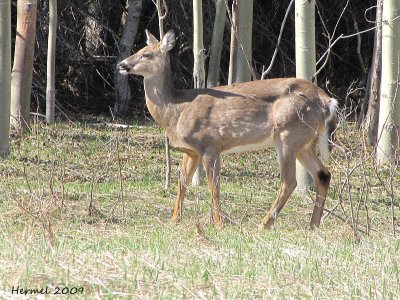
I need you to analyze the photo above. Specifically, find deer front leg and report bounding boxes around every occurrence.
[171,153,200,223]
[202,148,223,229]
[258,145,297,231]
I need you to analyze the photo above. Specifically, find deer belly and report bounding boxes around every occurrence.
[222,137,274,154]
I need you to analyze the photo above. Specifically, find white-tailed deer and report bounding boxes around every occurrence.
[117,30,337,230]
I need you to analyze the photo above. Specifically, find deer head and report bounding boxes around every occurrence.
[117,30,176,78]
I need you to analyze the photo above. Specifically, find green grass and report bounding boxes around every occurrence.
[0,118,399,299]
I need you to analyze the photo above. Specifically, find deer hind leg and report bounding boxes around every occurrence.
[258,143,297,230]
[202,148,223,229]
[297,145,331,229]
[171,153,201,223]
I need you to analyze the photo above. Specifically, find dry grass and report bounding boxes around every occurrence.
[0,117,399,299]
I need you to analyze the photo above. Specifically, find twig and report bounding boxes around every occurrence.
[88,173,97,217]
[61,156,66,214]
[261,0,294,79]
[155,0,168,38]
[322,206,370,235]
[154,0,172,190]
[113,110,125,219]
[352,13,367,75]
[165,134,171,190]
[313,0,349,80]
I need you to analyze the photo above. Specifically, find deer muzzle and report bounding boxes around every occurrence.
[117,61,132,75]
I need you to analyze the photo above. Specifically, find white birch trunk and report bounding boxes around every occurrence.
[10,0,38,131]
[234,0,253,83]
[192,0,205,186]
[0,0,11,156]
[228,0,238,85]
[359,0,382,146]
[46,0,57,124]
[376,0,400,164]
[295,0,315,191]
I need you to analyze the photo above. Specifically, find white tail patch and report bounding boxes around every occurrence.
[319,98,338,162]
[325,98,338,125]
[319,127,330,162]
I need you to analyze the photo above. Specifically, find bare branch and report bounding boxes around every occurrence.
[261,0,294,79]
[155,0,168,38]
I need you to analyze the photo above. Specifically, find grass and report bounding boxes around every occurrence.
[0,117,399,299]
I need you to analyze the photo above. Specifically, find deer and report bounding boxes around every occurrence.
[117,30,338,230]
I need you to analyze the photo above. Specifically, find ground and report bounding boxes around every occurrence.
[0,118,399,299]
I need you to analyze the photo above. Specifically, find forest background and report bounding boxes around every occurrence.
[24,0,373,117]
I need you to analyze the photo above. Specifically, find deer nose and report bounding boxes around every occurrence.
[117,61,130,71]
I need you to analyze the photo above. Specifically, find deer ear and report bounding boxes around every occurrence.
[146,30,159,45]
[161,30,176,52]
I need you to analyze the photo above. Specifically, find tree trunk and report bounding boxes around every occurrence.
[359,0,382,146]
[191,0,206,186]
[84,1,103,55]
[10,0,38,131]
[228,0,238,85]
[193,0,206,90]
[234,0,253,83]
[46,0,57,124]
[376,0,400,164]
[0,0,11,156]
[114,0,143,116]
[207,0,226,88]
[295,0,315,191]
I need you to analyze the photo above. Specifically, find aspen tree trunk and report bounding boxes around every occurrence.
[376,0,400,164]
[295,0,315,191]
[228,0,238,85]
[361,0,382,146]
[10,0,38,131]
[193,0,205,89]
[0,0,11,156]
[207,0,226,88]
[234,0,253,83]
[192,0,206,186]
[84,2,102,54]
[114,0,143,116]
[46,0,57,124]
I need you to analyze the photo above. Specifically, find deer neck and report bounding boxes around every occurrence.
[143,56,183,129]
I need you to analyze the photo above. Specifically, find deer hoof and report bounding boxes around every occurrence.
[258,223,266,232]
[215,221,224,230]
[212,213,224,229]
[170,216,181,224]
[309,222,321,230]
[258,221,274,231]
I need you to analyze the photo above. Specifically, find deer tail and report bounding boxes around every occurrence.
[319,98,338,162]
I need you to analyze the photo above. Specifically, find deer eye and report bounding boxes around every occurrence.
[141,52,151,59]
